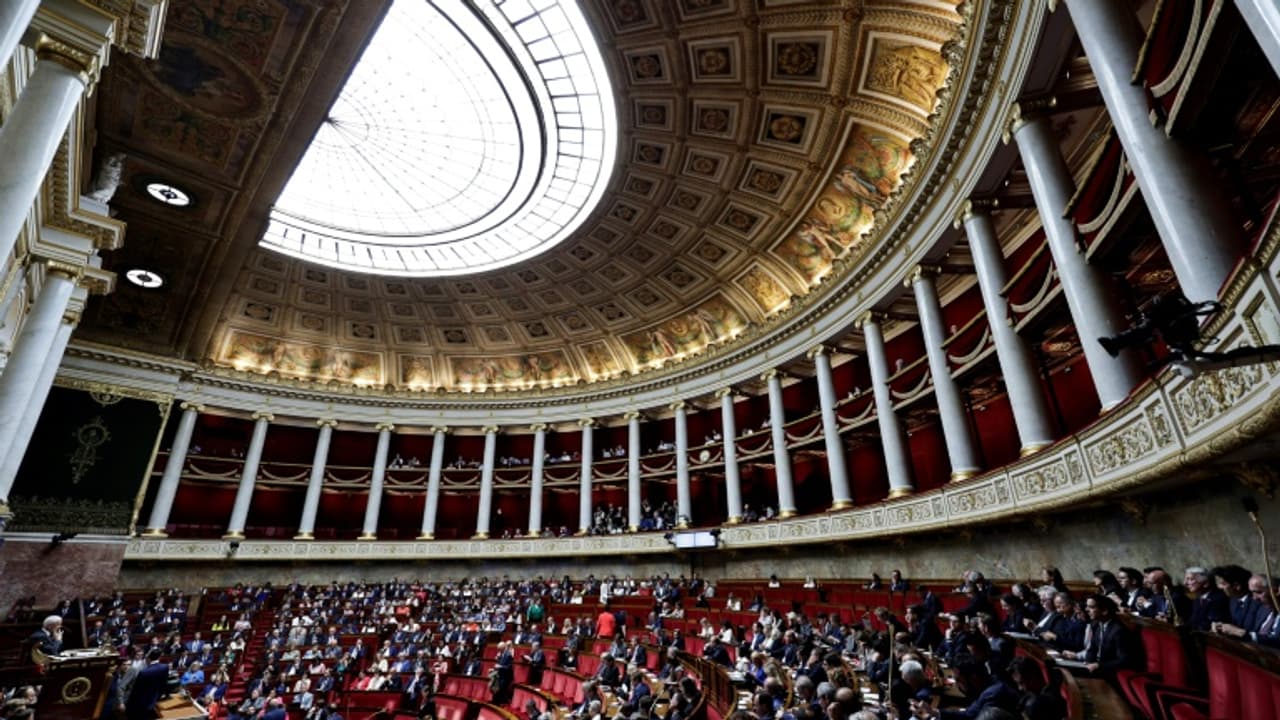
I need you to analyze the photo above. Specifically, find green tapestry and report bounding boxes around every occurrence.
[8,386,168,534]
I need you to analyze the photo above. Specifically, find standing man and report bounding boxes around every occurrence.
[126,648,171,720]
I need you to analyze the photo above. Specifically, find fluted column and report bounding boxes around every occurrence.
[862,312,915,497]
[577,419,594,533]
[1236,0,1280,76]
[1009,105,1144,410]
[0,308,75,503]
[959,200,1056,454]
[909,266,982,480]
[0,264,77,492]
[625,412,641,531]
[474,426,499,539]
[0,39,100,265]
[142,402,203,536]
[527,424,547,536]
[225,411,272,539]
[808,346,853,509]
[671,401,692,527]
[418,426,448,539]
[359,423,394,539]
[0,0,40,79]
[763,370,797,518]
[717,389,744,523]
[295,418,336,540]
[1060,0,1242,303]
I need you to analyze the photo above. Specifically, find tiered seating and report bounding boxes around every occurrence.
[1152,632,1280,720]
[1116,617,1196,719]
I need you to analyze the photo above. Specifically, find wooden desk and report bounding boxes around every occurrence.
[155,695,205,720]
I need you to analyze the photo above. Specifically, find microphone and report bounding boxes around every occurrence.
[1242,496,1279,615]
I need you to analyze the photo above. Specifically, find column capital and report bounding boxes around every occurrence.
[904,264,941,288]
[530,422,548,432]
[622,411,641,422]
[714,387,736,400]
[316,418,338,429]
[669,400,686,412]
[1003,97,1058,144]
[180,401,206,413]
[429,425,449,435]
[954,198,999,228]
[857,310,887,328]
[577,418,596,428]
[375,422,395,433]
[61,309,80,325]
[760,368,780,382]
[33,34,99,85]
[251,411,274,422]
[482,424,500,434]
[44,259,83,282]
[805,344,834,360]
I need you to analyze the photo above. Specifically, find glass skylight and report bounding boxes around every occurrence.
[261,0,617,276]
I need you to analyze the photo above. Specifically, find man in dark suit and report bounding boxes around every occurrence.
[28,616,64,659]
[1185,567,1230,631]
[702,636,732,667]
[1031,592,1085,652]
[905,605,941,650]
[1212,565,1257,628]
[126,648,171,720]
[625,636,647,668]
[261,697,288,720]
[522,641,546,685]
[1067,596,1141,677]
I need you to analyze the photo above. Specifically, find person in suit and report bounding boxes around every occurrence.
[1185,567,1230,631]
[1215,574,1277,643]
[126,649,171,720]
[595,654,622,687]
[702,636,732,667]
[28,615,64,659]
[1113,567,1151,613]
[625,636,647,668]
[889,570,910,593]
[1065,595,1141,677]
[261,697,288,720]
[522,641,546,685]
[1211,565,1256,628]
[1029,592,1085,651]
[939,658,1019,719]
[905,605,941,650]
[626,668,651,706]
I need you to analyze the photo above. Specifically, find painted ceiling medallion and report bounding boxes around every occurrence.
[261,0,618,276]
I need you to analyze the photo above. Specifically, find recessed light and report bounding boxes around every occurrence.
[126,269,164,289]
[144,182,192,207]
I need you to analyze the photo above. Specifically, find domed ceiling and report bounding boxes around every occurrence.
[81,0,970,395]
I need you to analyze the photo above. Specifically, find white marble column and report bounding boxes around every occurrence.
[0,42,97,265]
[1010,106,1144,410]
[474,426,498,539]
[295,418,336,540]
[763,370,797,517]
[717,389,744,523]
[0,0,41,78]
[577,418,594,533]
[142,401,203,536]
[862,312,915,497]
[959,201,1056,454]
[672,401,692,527]
[359,422,394,540]
[808,346,853,508]
[418,426,447,539]
[625,412,641,531]
[0,309,75,502]
[225,411,272,539]
[0,264,77,490]
[1237,0,1280,76]
[528,423,547,536]
[1061,0,1242,304]
[909,266,982,480]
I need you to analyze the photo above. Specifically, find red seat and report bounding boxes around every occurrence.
[1116,623,1193,719]
[1160,645,1280,720]
[434,696,469,720]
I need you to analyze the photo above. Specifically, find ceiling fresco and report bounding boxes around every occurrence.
[81,0,971,393]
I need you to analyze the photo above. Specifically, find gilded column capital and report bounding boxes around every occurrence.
[857,310,887,328]
[669,400,686,412]
[316,418,338,429]
[375,422,395,433]
[622,412,641,422]
[714,387,735,400]
[904,264,941,287]
[577,418,596,429]
[429,425,450,435]
[44,260,84,281]
[805,344,833,360]
[34,34,99,86]
[180,401,206,414]
[760,368,780,382]
[251,411,274,422]
[1003,97,1058,144]
[61,309,81,325]
[954,198,999,228]
[482,425,500,434]
[530,423,548,432]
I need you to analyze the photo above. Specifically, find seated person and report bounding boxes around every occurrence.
[1062,595,1141,677]
[28,615,64,659]
[939,657,1019,719]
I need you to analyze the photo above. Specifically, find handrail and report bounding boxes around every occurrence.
[999,241,1051,298]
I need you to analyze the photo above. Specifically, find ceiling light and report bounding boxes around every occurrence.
[125,269,164,289]
[144,182,192,207]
